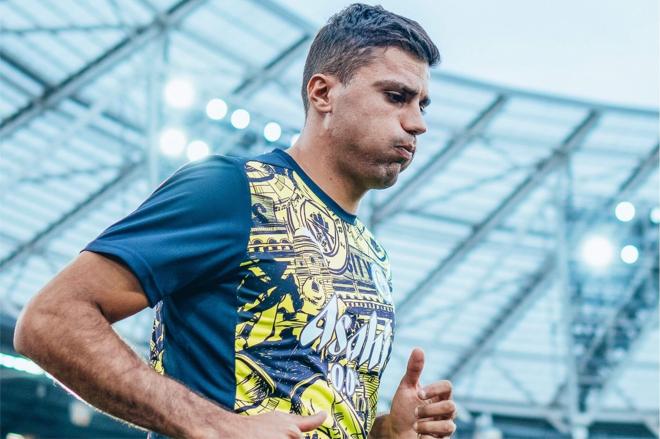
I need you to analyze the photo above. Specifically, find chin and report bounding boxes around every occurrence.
[360,163,403,190]
[372,171,400,189]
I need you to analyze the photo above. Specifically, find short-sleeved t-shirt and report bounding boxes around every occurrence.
[84,149,395,439]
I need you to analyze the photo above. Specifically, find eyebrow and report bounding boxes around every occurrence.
[373,79,431,108]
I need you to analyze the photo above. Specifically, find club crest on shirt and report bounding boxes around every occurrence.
[301,200,348,272]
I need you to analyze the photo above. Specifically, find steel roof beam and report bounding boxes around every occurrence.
[431,139,658,422]
[445,255,555,383]
[439,139,657,383]
[580,142,659,227]
[14,165,121,185]
[232,34,311,98]
[2,25,130,35]
[433,71,659,118]
[0,49,143,136]
[396,110,600,316]
[0,0,207,138]
[0,161,145,273]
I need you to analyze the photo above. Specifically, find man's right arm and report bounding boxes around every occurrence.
[13,251,325,439]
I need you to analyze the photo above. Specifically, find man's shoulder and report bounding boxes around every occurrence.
[151,155,252,209]
[178,149,292,174]
[177,154,245,174]
[160,155,249,192]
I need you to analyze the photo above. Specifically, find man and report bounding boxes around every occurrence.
[14,4,456,438]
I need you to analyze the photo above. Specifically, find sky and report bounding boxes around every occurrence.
[280,0,659,109]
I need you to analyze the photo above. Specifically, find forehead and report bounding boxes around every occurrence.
[353,47,430,91]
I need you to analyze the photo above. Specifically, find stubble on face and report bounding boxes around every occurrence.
[326,47,430,192]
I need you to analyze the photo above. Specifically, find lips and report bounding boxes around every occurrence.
[398,144,415,153]
[395,144,414,161]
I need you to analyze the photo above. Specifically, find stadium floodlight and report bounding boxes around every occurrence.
[159,128,187,157]
[206,98,228,120]
[650,206,660,224]
[290,132,300,147]
[230,109,250,129]
[580,235,614,269]
[614,201,635,222]
[164,78,196,109]
[620,245,639,264]
[264,122,282,142]
[187,140,210,161]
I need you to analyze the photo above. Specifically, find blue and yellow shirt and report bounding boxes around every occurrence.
[85,149,395,438]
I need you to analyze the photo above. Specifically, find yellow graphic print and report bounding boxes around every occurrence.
[234,160,395,439]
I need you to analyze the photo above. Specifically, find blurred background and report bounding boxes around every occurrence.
[0,0,658,438]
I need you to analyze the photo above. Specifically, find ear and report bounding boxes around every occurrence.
[306,73,338,114]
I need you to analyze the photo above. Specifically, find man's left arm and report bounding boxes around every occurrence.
[369,348,457,438]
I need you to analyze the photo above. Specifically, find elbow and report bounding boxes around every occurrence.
[13,306,37,357]
[13,295,55,359]
[14,292,101,359]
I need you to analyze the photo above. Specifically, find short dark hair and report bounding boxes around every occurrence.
[301,3,440,115]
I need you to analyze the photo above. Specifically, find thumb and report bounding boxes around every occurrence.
[294,411,327,432]
[401,347,424,386]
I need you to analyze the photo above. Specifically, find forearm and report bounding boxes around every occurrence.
[369,413,393,439]
[15,299,235,438]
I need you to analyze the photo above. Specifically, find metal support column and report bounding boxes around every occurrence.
[555,164,583,438]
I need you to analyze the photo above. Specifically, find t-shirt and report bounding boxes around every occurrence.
[84,148,396,439]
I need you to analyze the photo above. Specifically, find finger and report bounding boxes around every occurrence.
[419,380,452,400]
[402,347,425,386]
[414,419,456,437]
[416,400,456,420]
[294,411,327,432]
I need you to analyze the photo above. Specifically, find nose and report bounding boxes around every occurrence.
[401,107,427,136]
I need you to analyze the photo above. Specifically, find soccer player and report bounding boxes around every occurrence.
[15,4,456,438]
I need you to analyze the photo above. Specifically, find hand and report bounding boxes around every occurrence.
[199,410,327,439]
[388,348,456,438]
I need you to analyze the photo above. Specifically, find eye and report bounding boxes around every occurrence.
[385,92,405,104]
[420,106,427,115]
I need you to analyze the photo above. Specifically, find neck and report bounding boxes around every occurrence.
[286,129,366,215]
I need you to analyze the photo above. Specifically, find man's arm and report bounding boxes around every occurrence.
[14,251,324,439]
[14,251,233,438]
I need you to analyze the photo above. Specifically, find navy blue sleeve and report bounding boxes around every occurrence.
[83,156,250,307]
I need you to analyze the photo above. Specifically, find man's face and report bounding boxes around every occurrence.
[326,47,430,191]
